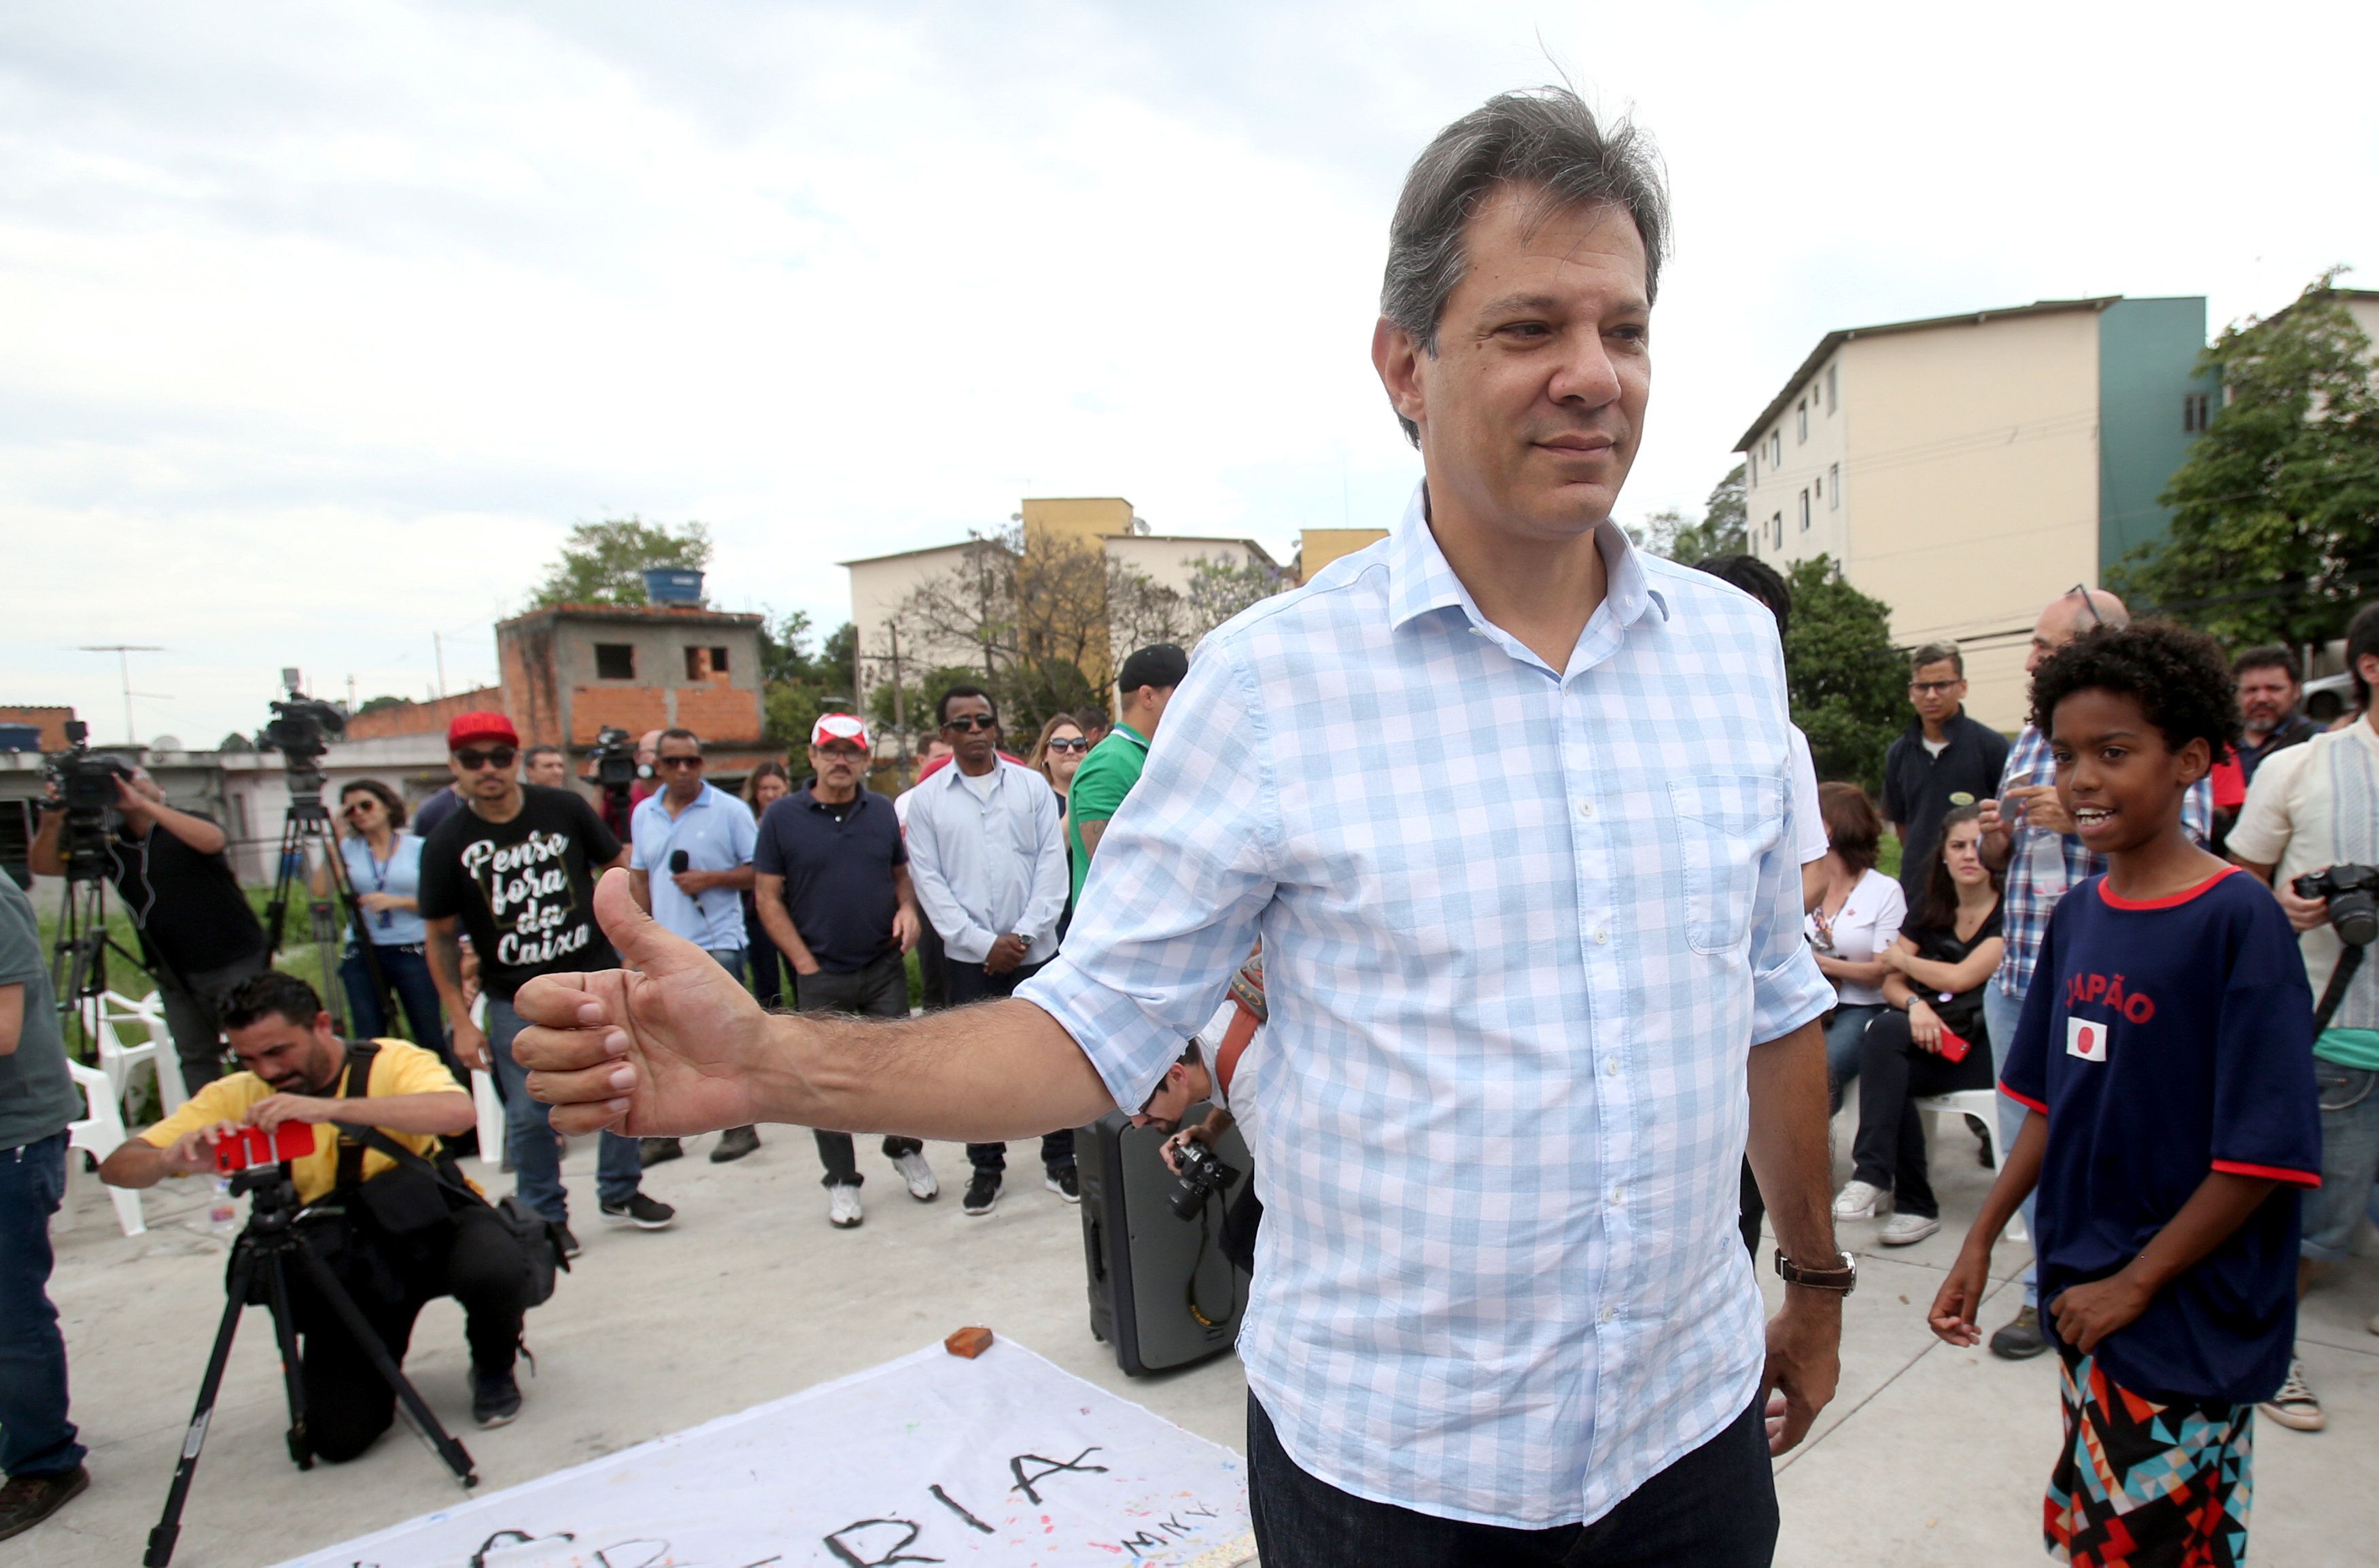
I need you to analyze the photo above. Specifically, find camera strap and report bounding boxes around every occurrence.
[332,1039,383,1192]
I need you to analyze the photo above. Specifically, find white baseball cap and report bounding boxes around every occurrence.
[810,713,871,749]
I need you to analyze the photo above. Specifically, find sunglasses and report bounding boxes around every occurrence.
[943,714,998,733]
[454,746,517,771]
[341,799,381,816]
[657,755,704,769]
[1046,737,1090,753]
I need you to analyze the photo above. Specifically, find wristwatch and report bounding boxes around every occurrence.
[1773,1249,1858,1294]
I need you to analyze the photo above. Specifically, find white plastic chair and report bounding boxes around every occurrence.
[1916,1088,2026,1243]
[61,1058,147,1238]
[76,990,190,1118]
[469,993,504,1165]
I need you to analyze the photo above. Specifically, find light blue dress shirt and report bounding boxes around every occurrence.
[903,759,1071,966]
[338,832,428,946]
[629,782,759,952]
[1019,485,1833,1529]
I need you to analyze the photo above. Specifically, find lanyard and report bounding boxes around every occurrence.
[358,839,396,929]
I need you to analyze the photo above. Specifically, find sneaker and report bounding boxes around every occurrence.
[1832,1179,1888,1220]
[1990,1306,2050,1361]
[1877,1211,1940,1247]
[1045,1167,1081,1204]
[893,1149,939,1202]
[710,1126,762,1164]
[2259,1358,2326,1432]
[553,1221,582,1260]
[827,1184,865,1228]
[598,1193,676,1230]
[962,1171,1001,1217]
[0,1465,89,1542]
[1968,1115,1996,1168]
[471,1367,523,1429]
[638,1136,684,1166]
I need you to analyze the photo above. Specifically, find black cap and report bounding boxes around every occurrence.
[1117,643,1188,695]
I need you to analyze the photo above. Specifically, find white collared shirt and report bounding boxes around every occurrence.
[903,758,1070,966]
[1020,482,1831,1529]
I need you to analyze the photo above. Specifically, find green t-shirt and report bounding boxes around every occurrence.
[0,875,84,1151]
[2316,1027,2379,1072]
[1066,723,1151,908]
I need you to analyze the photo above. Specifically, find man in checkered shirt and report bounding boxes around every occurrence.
[512,88,1845,1567]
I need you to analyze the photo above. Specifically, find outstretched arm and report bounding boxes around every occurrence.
[512,870,1115,1139]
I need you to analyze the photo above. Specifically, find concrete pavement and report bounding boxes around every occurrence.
[20,1109,2377,1567]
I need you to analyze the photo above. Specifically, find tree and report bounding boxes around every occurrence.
[1629,464,1748,563]
[530,517,712,608]
[758,609,859,750]
[1183,553,1295,632]
[2108,272,2379,647]
[353,695,409,716]
[1782,555,1904,790]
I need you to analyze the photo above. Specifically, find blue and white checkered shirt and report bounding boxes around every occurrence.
[1020,485,1833,1529]
[1992,724,2212,998]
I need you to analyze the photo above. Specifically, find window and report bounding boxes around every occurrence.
[1748,451,1757,484]
[1796,400,1808,443]
[1828,462,1841,509]
[1799,489,1811,532]
[1771,512,1784,548]
[594,643,635,680]
[2183,392,2210,434]
[684,645,731,680]
[1826,364,1837,413]
[1768,430,1782,468]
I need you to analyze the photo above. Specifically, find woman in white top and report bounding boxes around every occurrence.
[1806,781,1906,1110]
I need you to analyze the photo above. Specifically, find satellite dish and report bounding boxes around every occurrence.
[151,734,184,752]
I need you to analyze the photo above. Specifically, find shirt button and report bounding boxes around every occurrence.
[1605,1056,1620,1077]
[1593,926,1610,945]
[1609,1187,1624,1207]
[1576,799,1595,820]
[1599,1305,1617,1325]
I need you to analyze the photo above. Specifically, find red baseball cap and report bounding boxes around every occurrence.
[446,712,519,750]
[811,713,871,750]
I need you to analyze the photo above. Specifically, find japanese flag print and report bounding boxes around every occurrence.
[2066,1015,2108,1062]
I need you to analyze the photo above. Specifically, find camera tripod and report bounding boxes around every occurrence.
[145,1165,476,1568]
[262,763,389,1039]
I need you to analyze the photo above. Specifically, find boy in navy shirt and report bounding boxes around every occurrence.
[1930,623,2320,1568]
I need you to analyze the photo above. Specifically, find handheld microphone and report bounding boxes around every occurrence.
[670,850,690,873]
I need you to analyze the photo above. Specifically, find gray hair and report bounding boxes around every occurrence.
[1380,88,1670,446]
[1909,642,1964,676]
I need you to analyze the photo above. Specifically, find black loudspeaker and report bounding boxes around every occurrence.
[1077,1107,1253,1376]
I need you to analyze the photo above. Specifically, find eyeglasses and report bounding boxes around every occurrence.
[453,746,517,771]
[815,744,867,760]
[943,714,998,733]
[1908,680,1961,696]
[341,799,379,816]
[657,755,704,769]
[1046,737,1090,753]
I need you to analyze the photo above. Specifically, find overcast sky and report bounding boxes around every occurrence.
[7,0,2374,748]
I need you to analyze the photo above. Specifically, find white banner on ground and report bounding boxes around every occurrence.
[268,1337,1251,1568]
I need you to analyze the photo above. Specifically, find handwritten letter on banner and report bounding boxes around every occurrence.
[269,1338,1253,1568]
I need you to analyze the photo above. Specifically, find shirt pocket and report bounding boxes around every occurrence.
[1667,774,1784,956]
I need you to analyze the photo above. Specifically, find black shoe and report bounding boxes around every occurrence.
[1045,1167,1080,1204]
[962,1171,1001,1217]
[1968,1115,1996,1168]
[600,1193,677,1230]
[0,1465,89,1542]
[472,1367,523,1429]
[1990,1306,2049,1360]
[710,1126,761,1164]
[553,1221,582,1259]
[638,1136,684,1166]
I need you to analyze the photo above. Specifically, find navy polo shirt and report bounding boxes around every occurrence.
[2002,867,2321,1404]
[752,786,905,974]
[1880,710,2010,899]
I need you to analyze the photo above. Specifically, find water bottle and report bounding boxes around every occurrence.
[2024,814,2068,902]
[207,1177,240,1244]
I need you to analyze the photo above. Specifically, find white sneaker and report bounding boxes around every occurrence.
[1877,1211,1939,1247]
[893,1150,939,1202]
[2258,1357,2326,1432]
[827,1185,864,1230]
[1832,1180,1888,1220]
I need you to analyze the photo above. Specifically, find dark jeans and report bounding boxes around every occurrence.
[339,944,457,1070]
[1852,1007,1994,1219]
[0,1134,84,1480]
[1247,1388,1778,1568]
[950,959,1075,1177]
[486,994,644,1222]
[290,1202,528,1463]
[156,947,271,1090]
[744,895,789,1009]
[795,952,924,1188]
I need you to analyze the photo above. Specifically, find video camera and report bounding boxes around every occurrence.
[261,682,347,801]
[591,726,638,792]
[2293,865,2379,949]
[44,720,131,882]
[1167,1138,1242,1221]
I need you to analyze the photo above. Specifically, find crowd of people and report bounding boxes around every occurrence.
[4,84,2375,1568]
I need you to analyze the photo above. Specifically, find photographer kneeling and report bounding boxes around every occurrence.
[1133,954,1263,1275]
[99,972,534,1452]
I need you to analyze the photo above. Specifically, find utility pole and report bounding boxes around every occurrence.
[433,632,447,699]
[886,622,909,789]
[77,644,166,745]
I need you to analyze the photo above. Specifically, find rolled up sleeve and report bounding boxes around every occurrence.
[1018,644,1279,1111]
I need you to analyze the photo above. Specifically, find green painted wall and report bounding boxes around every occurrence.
[2097,297,2219,577]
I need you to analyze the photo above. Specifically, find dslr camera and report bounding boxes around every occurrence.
[1167,1138,1241,1221]
[2293,865,2379,949]
[591,726,638,792]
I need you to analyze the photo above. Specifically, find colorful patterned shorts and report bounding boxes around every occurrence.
[2049,1347,2254,1567]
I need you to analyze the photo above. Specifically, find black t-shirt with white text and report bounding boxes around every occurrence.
[417,786,622,1001]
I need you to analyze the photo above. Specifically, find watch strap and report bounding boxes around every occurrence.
[1773,1248,1858,1293]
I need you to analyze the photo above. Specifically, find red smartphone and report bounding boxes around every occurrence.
[211,1121,319,1174]
[1936,1026,1973,1064]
